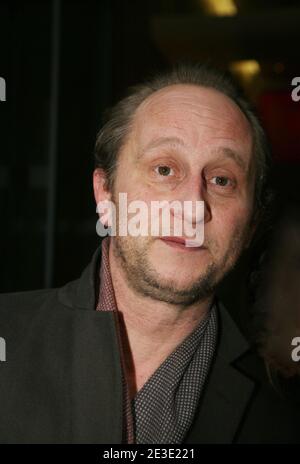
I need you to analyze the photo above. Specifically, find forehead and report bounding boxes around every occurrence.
[131,84,253,163]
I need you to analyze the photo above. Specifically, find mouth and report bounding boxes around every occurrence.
[159,236,205,251]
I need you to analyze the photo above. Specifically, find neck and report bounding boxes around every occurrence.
[108,240,214,397]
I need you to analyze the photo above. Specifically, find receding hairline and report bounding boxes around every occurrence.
[129,82,253,149]
[133,82,251,119]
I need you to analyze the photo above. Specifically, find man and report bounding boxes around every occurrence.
[0,63,297,444]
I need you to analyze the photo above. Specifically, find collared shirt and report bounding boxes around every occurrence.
[96,237,218,444]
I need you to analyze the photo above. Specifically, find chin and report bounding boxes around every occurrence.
[153,264,203,289]
[151,244,209,272]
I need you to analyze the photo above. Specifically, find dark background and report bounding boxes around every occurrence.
[0,0,299,337]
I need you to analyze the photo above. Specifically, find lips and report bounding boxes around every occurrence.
[160,236,204,249]
[161,236,186,245]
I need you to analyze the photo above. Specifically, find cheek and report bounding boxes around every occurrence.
[114,164,162,205]
[114,155,148,196]
[210,201,251,243]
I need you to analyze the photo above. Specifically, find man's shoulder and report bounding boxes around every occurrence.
[0,245,103,316]
[217,301,294,401]
[0,287,70,343]
[185,301,299,443]
[0,287,58,311]
[0,278,83,332]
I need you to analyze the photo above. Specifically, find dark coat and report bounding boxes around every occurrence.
[0,246,298,443]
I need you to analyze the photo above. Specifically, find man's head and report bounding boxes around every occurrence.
[93,63,272,306]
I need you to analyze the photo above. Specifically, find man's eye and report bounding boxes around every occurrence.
[210,176,232,187]
[154,165,175,177]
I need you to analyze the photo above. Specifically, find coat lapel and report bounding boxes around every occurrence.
[58,243,124,443]
[184,303,257,444]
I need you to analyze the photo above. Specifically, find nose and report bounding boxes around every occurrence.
[171,174,211,226]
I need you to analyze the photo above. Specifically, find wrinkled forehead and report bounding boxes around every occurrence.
[132,84,253,148]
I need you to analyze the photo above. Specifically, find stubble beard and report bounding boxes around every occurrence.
[112,227,248,307]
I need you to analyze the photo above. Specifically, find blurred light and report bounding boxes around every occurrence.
[201,0,237,16]
[229,60,261,83]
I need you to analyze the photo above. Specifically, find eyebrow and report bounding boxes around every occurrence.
[214,147,248,173]
[139,136,248,172]
[139,136,184,158]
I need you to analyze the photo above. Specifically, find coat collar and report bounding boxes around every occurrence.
[58,243,102,311]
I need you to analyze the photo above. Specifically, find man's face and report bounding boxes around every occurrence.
[108,84,255,306]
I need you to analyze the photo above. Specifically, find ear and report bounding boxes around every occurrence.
[93,168,113,228]
[93,168,111,206]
